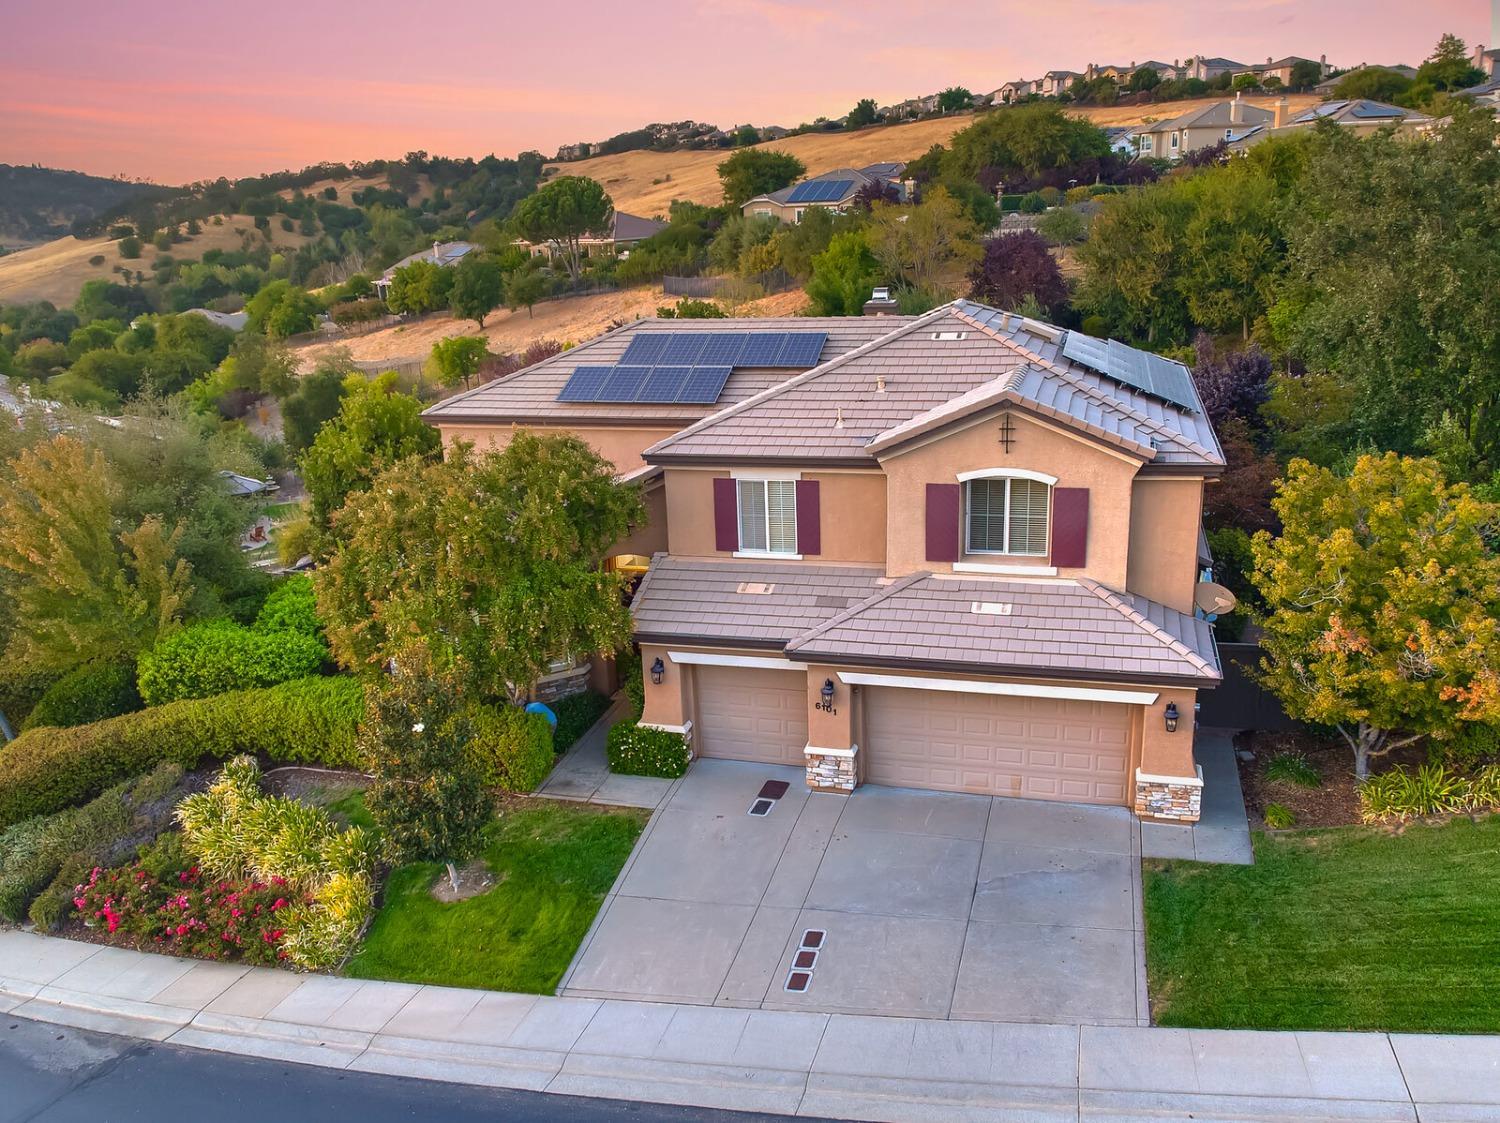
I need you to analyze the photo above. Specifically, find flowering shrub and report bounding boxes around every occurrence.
[606,720,690,778]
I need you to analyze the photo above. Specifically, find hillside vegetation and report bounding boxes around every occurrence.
[0,165,165,249]
[547,95,1318,215]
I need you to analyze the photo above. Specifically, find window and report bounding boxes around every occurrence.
[793,208,805,223]
[965,478,1049,556]
[737,479,798,554]
[1170,132,1180,150]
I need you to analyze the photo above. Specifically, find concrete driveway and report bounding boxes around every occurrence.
[560,760,1145,1024]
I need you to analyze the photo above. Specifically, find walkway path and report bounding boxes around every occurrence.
[1140,728,1255,864]
[3,930,1497,1121]
[536,697,676,809]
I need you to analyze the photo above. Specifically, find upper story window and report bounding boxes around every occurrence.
[738,478,798,555]
[965,477,1049,556]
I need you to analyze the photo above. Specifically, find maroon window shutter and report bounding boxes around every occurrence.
[925,483,961,563]
[1051,487,1089,568]
[712,477,739,552]
[795,479,821,555]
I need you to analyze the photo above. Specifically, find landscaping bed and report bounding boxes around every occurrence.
[1235,730,1426,829]
[345,795,647,993]
[1144,814,1500,1033]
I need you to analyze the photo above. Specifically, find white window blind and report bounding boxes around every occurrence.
[737,479,798,554]
[966,478,1049,556]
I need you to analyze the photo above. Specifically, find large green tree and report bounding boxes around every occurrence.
[510,176,613,282]
[1253,454,1500,779]
[314,433,642,702]
[448,253,505,327]
[427,335,490,390]
[864,188,981,299]
[943,103,1111,179]
[716,149,806,208]
[804,230,881,315]
[385,260,455,315]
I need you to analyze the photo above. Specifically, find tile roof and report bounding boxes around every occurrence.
[631,556,886,647]
[1291,99,1430,125]
[422,315,916,425]
[749,167,885,207]
[646,300,1223,469]
[1139,99,1273,133]
[783,572,1220,684]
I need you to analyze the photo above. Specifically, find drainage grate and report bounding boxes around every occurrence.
[793,949,817,970]
[758,780,791,801]
[784,970,812,992]
[747,798,774,817]
[800,929,826,950]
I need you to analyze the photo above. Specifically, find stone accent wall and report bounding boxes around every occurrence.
[806,744,857,794]
[535,662,592,703]
[1133,767,1203,822]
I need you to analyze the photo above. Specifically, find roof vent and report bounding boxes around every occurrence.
[971,601,1014,616]
[835,406,845,429]
[875,376,887,393]
[1020,318,1062,342]
[931,331,968,341]
[737,582,776,595]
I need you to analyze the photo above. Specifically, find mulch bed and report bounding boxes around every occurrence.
[1234,730,1429,829]
[262,766,369,806]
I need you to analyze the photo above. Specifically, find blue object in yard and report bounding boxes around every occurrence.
[525,701,557,729]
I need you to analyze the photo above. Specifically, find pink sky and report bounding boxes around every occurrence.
[1,0,1486,183]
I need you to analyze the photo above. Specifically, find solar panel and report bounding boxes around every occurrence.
[639,365,691,401]
[697,332,748,365]
[776,333,826,366]
[621,334,670,364]
[599,364,651,401]
[1059,332,1200,413]
[557,366,613,401]
[659,334,707,365]
[678,365,733,404]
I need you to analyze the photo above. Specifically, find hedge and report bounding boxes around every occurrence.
[23,661,142,731]
[0,676,364,830]
[254,575,322,637]
[465,703,555,792]
[551,691,611,755]
[137,619,329,705]
[606,720,690,779]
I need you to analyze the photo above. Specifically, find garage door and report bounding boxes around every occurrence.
[864,687,1132,804]
[694,665,808,766]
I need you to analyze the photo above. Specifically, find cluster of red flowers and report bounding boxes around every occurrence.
[72,863,308,966]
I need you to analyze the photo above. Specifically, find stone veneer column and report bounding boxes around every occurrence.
[803,665,858,794]
[1133,766,1203,821]
[1133,691,1202,823]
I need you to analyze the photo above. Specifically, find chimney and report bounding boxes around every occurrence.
[1266,56,1273,65]
[863,285,900,316]
[1231,91,1244,123]
[1274,96,1289,128]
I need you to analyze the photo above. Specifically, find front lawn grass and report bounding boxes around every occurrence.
[346,798,647,993]
[1144,815,1500,1032]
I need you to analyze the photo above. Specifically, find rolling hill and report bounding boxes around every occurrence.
[0,165,165,250]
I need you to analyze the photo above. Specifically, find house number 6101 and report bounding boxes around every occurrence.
[815,701,838,714]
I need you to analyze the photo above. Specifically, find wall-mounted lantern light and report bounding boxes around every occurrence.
[650,657,665,686]
[1163,702,1179,733]
[821,678,835,706]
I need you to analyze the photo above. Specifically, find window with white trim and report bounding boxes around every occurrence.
[737,479,798,554]
[965,477,1049,556]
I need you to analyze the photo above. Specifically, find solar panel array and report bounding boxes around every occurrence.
[557,364,732,404]
[785,178,856,205]
[1059,331,1200,413]
[620,331,826,369]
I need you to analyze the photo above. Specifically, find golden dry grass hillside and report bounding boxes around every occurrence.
[275,173,435,204]
[291,285,810,370]
[0,218,316,307]
[547,95,1319,216]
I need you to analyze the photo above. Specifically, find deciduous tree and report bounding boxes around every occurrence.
[804,231,880,316]
[427,335,490,390]
[716,150,805,209]
[967,230,1068,316]
[510,176,613,282]
[864,188,981,297]
[448,254,505,327]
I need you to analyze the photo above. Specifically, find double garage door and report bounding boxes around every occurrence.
[692,665,1132,806]
[863,687,1132,805]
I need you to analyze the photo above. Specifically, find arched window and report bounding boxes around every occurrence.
[958,469,1054,557]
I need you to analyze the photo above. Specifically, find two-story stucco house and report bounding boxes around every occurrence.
[422,301,1225,822]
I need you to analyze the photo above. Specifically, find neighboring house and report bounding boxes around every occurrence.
[1135,93,1274,158]
[1039,70,1082,96]
[1083,60,1181,83]
[1230,55,1331,87]
[1473,44,1500,79]
[1313,62,1415,95]
[991,79,1039,104]
[741,164,908,224]
[623,299,1225,822]
[1102,126,1139,157]
[1227,97,1434,151]
[219,470,279,497]
[520,211,667,261]
[1459,75,1500,112]
[1184,55,1246,82]
[183,308,248,332]
[373,241,476,299]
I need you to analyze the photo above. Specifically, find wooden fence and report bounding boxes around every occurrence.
[1196,642,1302,732]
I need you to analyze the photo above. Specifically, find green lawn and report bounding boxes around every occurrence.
[1144,815,1500,1032]
[346,800,647,993]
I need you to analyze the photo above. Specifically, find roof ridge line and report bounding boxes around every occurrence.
[644,304,957,459]
[1078,578,1216,676]
[785,570,928,651]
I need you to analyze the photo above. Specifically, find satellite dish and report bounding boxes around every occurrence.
[1195,581,1237,616]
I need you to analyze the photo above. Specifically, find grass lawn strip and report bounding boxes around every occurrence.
[1144,814,1500,1032]
[346,797,647,993]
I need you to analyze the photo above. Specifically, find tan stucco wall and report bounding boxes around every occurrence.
[805,663,856,751]
[1136,689,1200,778]
[881,411,1139,584]
[1126,476,1204,615]
[437,422,681,474]
[613,479,667,559]
[664,468,887,564]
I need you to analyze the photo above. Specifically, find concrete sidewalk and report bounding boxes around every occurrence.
[3,930,1497,1121]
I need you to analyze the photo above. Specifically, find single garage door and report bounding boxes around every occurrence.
[864,687,1132,804]
[695,665,809,766]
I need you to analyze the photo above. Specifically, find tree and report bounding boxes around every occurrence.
[716,149,806,208]
[68,349,147,400]
[427,335,490,390]
[0,436,194,673]
[847,98,879,127]
[1288,59,1323,90]
[118,236,142,259]
[804,231,881,316]
[300,372,441,530]
[503,267,546,318]
[74,279,150,324]
[1035,207,1087,245]
[281,359,351,453]
[937,86,974,112]
[510,176,613,282]
[967,230,1068,317]
[1191,334,1271,435]
[448,253,505,327]
[864,188,981,297]
[1127,66,1161,93]
[1333,66,1413,102]
[315,434,642,702]
[359,651,491,894]
[1176,161,1283,338]
[244,280,320,338]
[1252,454,1500,779]
[385,260,454,315]
[943,103,1112,179]
[1231,72,1260,91]
[732,124,760,146]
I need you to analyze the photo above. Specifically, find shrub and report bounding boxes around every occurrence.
[89,254,106,266]
[0,676,364,829]
[551,691,611,754]
[1018,192,1047,214]
[0,667,63,730]
[1038,186,1063,207]
[118,236,142,259]
[329,298,387,327]
[1263,751,1321,790]
[1263,803,1296,830]
[606,720,690,778]
[1358,764,1471,823]
[1064,186,1092,204]
[1036,207,1088,246]
[276,517,316,567]
[23,661,142,731]
[1468,764,1500,811]
[137,620,328,704]
[1433,722,1500,770]
[254,575,321,637]
[464,703,554,791]
[620,657,644,720]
